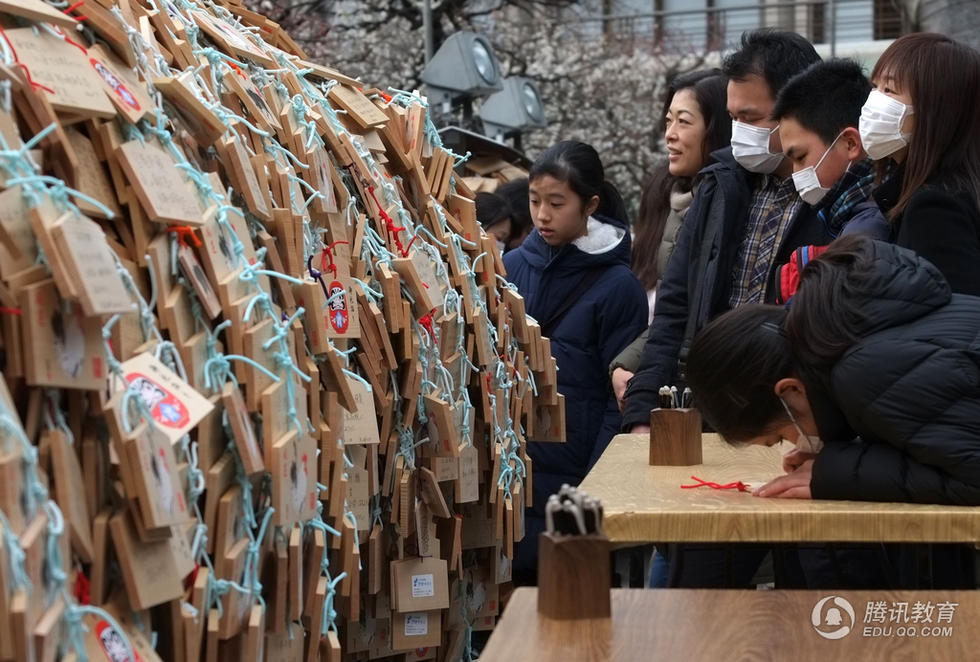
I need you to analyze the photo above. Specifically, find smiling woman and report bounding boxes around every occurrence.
[609,69,729,405]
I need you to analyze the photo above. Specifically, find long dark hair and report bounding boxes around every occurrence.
[529,140,628,224]
[871,33,980,219]
[632,69,730,290]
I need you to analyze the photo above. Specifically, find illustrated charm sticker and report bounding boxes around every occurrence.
[95,620,145,662]
[126,373,191,429]
[289,451,309,515]
[327,281,349,333]
[90,57,141,112]
[51,307,86,378]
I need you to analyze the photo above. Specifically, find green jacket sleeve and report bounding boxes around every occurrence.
[608,327,649,375]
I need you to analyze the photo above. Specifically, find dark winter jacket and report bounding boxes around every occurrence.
[770,159,890,303]
[504,215,647,496]
[621,147,830,429]
[801,241,980,505]
[874,172,980,296]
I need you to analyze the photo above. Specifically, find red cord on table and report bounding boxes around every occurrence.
[681,475,751,492]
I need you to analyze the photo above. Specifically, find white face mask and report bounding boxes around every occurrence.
[495,239,506,255]
[731,120,784,173]
[791,133,845,206]
[780,397,824,454]
[859,90,914,160]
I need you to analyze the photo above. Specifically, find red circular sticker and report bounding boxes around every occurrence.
[327,280,349,333]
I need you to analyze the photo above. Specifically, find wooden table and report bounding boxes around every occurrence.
[578,434,980,544]
[480,587,980,662]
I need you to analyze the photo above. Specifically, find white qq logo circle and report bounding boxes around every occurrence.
[811,595,855,640]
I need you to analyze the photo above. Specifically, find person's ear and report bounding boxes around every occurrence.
[583,194,600,219]
[774,377,808,410]
[841,126,864,160]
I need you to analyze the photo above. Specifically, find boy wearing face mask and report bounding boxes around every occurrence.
[768,59,890,304]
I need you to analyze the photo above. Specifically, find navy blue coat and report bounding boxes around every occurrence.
[505,215,646,508]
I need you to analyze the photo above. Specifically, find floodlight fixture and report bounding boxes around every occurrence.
[478,77,547,142]
[421,31,503,112]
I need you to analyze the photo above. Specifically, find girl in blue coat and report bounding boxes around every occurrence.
[504,141,647,582]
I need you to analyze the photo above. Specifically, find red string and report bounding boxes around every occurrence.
[50,26,88,55]
[0,28,55,94]
[63,1,87,20]
[418,310,436,344]
[320,240,349,278]
[681,475,751,492]
[365,185,414,257]
[166,226,202,248]
[0,307,21,315]
[73,570,91,605]
[227,60,248,80]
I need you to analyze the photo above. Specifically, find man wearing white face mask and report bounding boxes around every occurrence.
[624,30,824,433]
[768,59,891,304]
[623,29,826,591]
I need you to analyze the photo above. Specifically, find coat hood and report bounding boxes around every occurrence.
[842,240,952,337]
[514,213,632,274]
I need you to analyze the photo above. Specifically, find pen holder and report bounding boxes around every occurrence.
[649,407,703,466]
[537,532,611,620]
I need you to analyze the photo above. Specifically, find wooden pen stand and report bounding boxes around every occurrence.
[649,407,703,466]
[537,532,611,620]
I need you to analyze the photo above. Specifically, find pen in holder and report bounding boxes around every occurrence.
[538,488,611,620]
[649,406,703,466]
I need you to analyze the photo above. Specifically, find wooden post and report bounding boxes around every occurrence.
[649,408,703,466]
[537,532,611,620]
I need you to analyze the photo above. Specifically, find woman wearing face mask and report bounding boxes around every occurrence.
[687,233,980,507]
[861,33,980,295]
[504,140,647,584]
[610,69,730,406]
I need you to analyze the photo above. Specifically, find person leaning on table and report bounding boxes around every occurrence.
[685,234,979,586]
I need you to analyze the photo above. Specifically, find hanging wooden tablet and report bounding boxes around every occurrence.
[87,44,152,124]
[177,244,223,320]
[113,352,214,444]
[53,213,133,316]
[154,71,228,147]
[341,377,380,446]
[221,382,264,476]
[49,429,94,562]
[108,509,184,610]
[3,27,117,119]
[269,430,317,527]
[116,139,210,226]
[20,279,106,390]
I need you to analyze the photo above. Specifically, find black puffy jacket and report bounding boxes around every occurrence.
[804,241,980,505]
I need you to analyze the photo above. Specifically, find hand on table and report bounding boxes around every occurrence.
[612,368,633,411]
[781,448,817,474]
[630,424,651,434]
[754,458,813,499]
